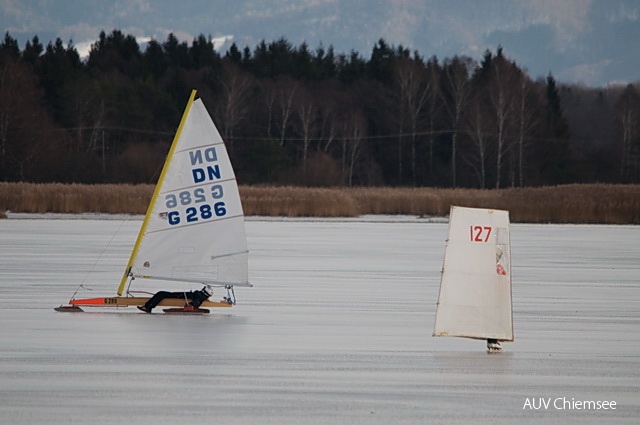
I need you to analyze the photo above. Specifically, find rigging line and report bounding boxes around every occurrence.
[4,126,175,137]
[9,125,606,147]
[79,216,131,287]
[75,118,173,293]
[224,128,584,144]
[69,283,93,300]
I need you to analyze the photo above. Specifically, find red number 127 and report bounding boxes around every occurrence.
[470,225,492,242]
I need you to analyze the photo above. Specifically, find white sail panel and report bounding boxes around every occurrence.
[129,97,249,287]
[433,206,513,341]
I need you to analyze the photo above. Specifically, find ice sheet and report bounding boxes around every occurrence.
[0,217,638,424]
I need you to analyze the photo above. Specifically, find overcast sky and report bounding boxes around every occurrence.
[2,0,639,87]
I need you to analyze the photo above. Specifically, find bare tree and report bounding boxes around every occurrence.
[513,74,541,186]
[424,57,441,182]
[267,76,298,147]
[319,102,338,154]
[442,56,474,187]
[62,81,108,176]
[294,85,318,179]
[63,80,105,153]
[318,82,345,155]
[616,84,640,182]
[216,63,253,156]
[464,97,491,188]
[263,80,276,140]
[394,58,429,185]
[486,52,520,188]
[342,111,367,186]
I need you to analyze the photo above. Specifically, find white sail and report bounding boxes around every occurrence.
[433,206,513,341]
[117,90,249,295]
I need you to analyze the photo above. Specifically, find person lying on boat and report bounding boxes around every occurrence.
[137,285,214,313]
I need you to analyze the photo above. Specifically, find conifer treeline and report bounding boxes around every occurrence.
[1,30,639,187]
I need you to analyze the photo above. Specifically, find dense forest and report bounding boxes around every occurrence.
[1,30,639,187]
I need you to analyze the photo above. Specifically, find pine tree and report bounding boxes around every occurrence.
[539,74,571,183]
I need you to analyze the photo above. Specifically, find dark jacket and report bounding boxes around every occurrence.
[189,289,209,308]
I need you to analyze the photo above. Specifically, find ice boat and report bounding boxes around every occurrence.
[56,90,251,313]
[433,206,513,351]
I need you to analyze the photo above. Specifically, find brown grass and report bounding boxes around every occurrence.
[1,182,640,224]
[240,186,360,217]
[347,185,640,224]
[0,182,151,215]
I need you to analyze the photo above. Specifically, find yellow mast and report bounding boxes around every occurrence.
[117,89,197,295]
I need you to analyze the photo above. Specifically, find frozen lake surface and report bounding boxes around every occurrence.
[1,216,639,424]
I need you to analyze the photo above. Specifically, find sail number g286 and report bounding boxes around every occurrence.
[165,184,227,225]
[167,203,226,225]
[165,185,223,208]
[470,225,492,242]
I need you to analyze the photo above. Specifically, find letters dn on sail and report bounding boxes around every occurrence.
[190,147,221,183]
[163,146,229,226]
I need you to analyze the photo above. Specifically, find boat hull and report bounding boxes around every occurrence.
[68,297,232,308]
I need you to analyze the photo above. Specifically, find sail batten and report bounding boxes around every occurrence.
[174,142,226,153]
[144,214,245,235]
[211,250,250,260]
[433,206,513,342]
[130,274,252,287]
[159,177,237,194]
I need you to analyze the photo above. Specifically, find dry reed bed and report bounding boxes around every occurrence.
[348,185,640,224]
[1,182,639,224]
[0,183,151,215]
